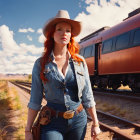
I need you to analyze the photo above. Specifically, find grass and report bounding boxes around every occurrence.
[10,74,32,83]
[0,80,28,139]
[8,84,27,139]
[93,84,131,91]
[0,81,9,138]
[0,80,7,87]
[96,99,136,123]
[8,87,22,110]
[118,85,131,90]
[0,91,9,108]
[13,108,28,139]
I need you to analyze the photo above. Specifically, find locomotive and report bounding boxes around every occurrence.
[79,8,140,93]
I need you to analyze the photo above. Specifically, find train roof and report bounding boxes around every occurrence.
[79,26,110,43]
[79,8,140,46]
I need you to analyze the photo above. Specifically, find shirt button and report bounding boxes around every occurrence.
[66,105,69,108]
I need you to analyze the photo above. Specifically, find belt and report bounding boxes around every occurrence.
[50,104,83,119]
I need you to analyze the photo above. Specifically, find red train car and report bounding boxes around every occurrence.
[79,8,140,92]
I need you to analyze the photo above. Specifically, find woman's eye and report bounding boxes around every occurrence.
[66,29,71,32]
[57,28,61,31]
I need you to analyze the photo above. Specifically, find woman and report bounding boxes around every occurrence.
[25,10,101,140]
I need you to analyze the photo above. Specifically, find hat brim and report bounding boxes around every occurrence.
[43,18,82,37]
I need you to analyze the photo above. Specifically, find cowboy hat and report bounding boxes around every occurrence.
[43,10,82,37]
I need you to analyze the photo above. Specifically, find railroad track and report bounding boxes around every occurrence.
[13,81,140,102]
[11,81,31,94]
[94,88,140,97]
[93,90,140,103]
[11,81,140,139]
[88,110,140,140]
[14,81,31,87]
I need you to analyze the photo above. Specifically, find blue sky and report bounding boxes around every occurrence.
[0,0,140,74]
[0,0,83,47]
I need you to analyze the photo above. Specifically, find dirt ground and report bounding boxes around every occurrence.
[94,93,140,124]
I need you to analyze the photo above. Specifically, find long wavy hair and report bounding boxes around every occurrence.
[40,25,83,83]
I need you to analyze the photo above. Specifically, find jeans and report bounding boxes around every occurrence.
[40,109,87,140]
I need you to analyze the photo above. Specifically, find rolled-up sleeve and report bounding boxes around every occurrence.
[81,58,96,108]
[28,58,43,111]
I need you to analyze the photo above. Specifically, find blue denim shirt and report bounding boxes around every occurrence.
[28,53,96,111]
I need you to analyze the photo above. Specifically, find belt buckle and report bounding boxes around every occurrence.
[63,110,75,119]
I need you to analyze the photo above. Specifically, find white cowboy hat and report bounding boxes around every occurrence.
[43,10,82,37]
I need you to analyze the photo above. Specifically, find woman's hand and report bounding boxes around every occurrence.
[25,131,33,140]
[91,124,101,138]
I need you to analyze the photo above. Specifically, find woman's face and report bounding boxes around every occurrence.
[53,22,71,47]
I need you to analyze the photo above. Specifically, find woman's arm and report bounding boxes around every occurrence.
[80,56,101,135]
[25,108,38,131]
[87,106,101,137]
[26,58,43,131]
[87,106,99,126]
[25,59,43,140]
[25,108,39,140]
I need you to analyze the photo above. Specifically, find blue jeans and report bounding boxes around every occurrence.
[40,109,87,140]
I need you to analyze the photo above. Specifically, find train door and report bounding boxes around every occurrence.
[94,42,102,75]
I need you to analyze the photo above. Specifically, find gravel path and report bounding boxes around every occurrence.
[8,82,30,107]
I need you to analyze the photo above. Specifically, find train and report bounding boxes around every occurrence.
[79,8,140,93]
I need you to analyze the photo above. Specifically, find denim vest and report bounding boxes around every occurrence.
[28,54,95,111]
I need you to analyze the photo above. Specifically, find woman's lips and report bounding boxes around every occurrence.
[61,37,67,41]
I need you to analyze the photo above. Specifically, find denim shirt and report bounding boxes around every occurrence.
[28,53,96,111]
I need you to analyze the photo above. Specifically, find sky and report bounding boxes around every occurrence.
[0,0,140,74]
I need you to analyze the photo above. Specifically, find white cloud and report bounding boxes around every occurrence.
[18,28,35,33]
[37,28,46,43]
[75,0,140,41]
[38,34,46,43]
[27,35,32,41]
[0,25,20,57]
[12,55,37,64]
[0,25,43,74]
[19,43,43,55]
[37,28,42,34]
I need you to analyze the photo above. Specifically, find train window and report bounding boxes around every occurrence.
[133,29,140,44]
[91,44,95,56]
[79,48,85,56]
[84,45,92,58]
[102,39,112,53]
[116,32,130,50]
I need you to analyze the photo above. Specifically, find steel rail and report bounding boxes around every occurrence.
[87,115,137,140]
[94,91,140,102]
[97,110,140,130]
[93,88,140,96]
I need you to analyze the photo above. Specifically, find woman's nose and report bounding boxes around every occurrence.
[62,30,67,35]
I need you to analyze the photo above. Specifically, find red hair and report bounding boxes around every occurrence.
[40,26,83,83]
